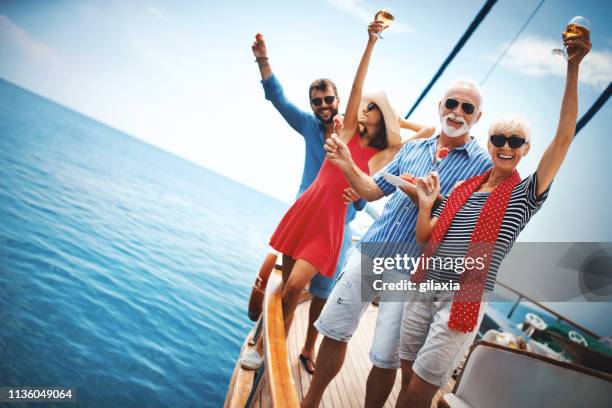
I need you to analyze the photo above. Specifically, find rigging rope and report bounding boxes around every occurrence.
[480,0,546,85]
[404,0,498,119]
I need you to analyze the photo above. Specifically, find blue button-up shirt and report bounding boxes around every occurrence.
[262,74,364,223]
[356,134,492,261]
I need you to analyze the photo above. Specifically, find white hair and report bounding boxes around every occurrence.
[445,78,483,108]
[489,114,532,143]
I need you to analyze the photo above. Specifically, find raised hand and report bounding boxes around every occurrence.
[324,134,353,171]
[367,21,385,42]
[416,172,440,208]
[563,31,591,65]
[252,33,267,59]
[342,187,361,204]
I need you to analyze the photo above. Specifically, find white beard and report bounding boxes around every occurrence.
[440,112,471,138]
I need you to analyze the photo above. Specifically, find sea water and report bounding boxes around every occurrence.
[0,79,287,407]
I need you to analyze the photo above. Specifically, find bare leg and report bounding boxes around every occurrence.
[281,253,297,283]
[281,259,318,336]
[395,360,438,408]
[300,296,326,372]
[301,336,348,408]
[395,359,414,407]
[281,254,298,332]
[365,366,397,408]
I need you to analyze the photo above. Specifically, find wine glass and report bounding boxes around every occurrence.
[374,7,395,39]
[551,16,591,60]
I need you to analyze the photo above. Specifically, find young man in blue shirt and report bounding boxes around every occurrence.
[240,33,365,373]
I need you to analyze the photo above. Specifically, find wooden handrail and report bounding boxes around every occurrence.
[262,266,300,407]
[496,281,601,339]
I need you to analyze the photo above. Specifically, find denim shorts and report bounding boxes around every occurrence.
[314,248,407,369]
[308,224,353,300]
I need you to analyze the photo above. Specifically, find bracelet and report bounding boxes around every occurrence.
[255,57,269,63]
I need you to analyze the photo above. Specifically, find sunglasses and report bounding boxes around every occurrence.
[366,102,379,112]
[311,96,337,106]
[445,98,476,115]
[489,134,528,149]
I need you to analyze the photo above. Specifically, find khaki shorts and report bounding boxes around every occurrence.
[399,289,485,387]
[315,248,407,369]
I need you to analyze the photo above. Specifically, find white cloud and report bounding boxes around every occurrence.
[146,7,164,19]
[495,34,612,89]
[326,0,413,33]
[0,14,63,68]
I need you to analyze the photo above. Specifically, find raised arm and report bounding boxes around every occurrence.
[399,119,436,134]
[535,33,591,197]
[253,33,272,80]
[252,33,311,134]
[340,21,385,140]
[399,120,436,143]
[369,122,434,173]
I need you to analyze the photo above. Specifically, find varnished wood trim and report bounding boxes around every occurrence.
[224,325,257,408]
[228,365,255,408]
[263,268,300,407]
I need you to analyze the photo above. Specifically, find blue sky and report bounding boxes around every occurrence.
[1,0,611,226]
[1,0,611,322]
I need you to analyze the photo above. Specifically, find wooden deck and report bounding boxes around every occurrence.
[248,299,454,407]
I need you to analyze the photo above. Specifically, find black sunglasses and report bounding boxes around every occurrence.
[311,96,337,106]
[445,98,475,115]
[489,134,528,149]
[366,102,379,112]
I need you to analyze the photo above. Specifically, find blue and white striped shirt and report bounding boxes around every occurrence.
[356,134,492,265]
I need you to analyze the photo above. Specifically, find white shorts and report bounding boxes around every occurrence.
[315,248,407,369]
[399,290,485,387]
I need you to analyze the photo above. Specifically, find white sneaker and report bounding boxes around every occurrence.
[240,349,263,370]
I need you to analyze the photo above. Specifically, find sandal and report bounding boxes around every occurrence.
[299,353,316,375]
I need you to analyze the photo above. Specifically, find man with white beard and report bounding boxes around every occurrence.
[302,79,492,408]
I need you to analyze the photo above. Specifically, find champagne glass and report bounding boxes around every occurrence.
[551,16,591,60]
[374,7,395,39]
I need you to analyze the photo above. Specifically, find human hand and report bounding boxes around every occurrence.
[333,114,344,133]
[367,21,385,42]
[563,31,592,66]
[416,172,441,208]
[342,187,361,204]
[252,33,267,59]
[324,134,353,171]
[398,182,419,205]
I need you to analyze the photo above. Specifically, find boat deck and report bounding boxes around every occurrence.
[251,299,453,407]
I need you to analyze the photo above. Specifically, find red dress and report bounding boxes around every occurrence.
[270,135,379,277]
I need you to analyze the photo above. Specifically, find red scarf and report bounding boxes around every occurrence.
[411,169,521,333]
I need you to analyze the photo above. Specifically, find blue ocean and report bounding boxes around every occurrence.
[0,78,288,407]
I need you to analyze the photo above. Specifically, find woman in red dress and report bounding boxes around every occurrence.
[240,19,424,370]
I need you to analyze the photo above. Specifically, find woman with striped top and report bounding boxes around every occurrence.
[395,31,592,407]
